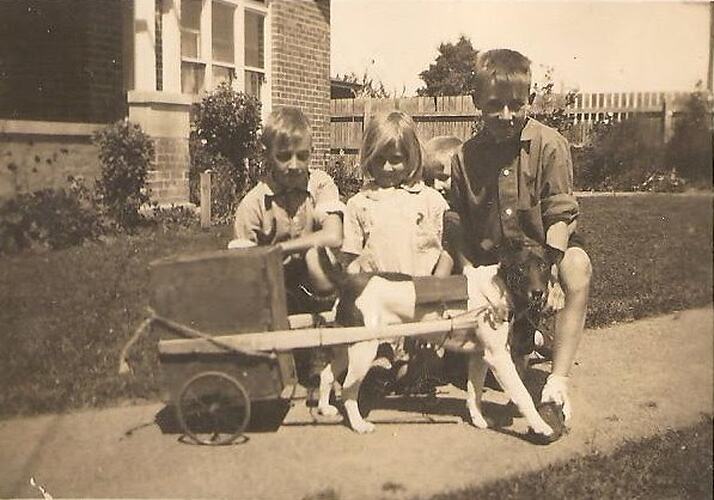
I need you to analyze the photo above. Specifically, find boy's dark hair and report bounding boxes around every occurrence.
[261,106,312,152]
[473,49,532,100]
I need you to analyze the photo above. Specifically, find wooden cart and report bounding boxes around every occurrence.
[129,246,477,445]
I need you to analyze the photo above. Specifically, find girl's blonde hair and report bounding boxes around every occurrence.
[360,111,423,186]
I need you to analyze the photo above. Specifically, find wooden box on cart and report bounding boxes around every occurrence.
[150,246,297,404]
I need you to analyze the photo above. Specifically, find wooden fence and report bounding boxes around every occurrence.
[330,91,694,164]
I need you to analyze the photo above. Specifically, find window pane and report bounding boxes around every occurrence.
[212,2,234,63]
[244,11,264,69]
[213,66,234,87]
[245,70,263,100]
[181,0,201,30]
[181,31,199,59]
[181,0,202,59]
[182,62,205,94]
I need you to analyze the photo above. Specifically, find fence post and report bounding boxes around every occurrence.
[662,94,674,144]
[200,170,212,228]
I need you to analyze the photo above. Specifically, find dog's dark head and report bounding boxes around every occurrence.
[497,243,550,313]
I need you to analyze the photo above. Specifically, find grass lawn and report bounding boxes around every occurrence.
[429,417,713,500]
[0,194,711,419]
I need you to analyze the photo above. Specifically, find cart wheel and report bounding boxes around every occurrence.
[177,371,251,446]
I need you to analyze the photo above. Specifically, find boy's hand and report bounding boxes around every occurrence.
[546,263,566,312]
[541,374,572,423]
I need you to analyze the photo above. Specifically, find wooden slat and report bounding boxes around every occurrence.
[158,314,480,355]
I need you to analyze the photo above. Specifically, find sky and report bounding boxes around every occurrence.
[331,1,711,95]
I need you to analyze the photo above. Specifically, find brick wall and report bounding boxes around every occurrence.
[149,137,190,204]
[271,0,331,168]
[0,135,100,199]
[0,0,126,123]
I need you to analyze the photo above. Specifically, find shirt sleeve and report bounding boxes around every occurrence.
[427,188,449,244]
[448,147,466,217]
[233,191,262,243]
[341,195,364,256]
[540,134,579,252]
[310,169,347,226]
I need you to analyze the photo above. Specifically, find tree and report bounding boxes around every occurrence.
[666,82,713,185]
[417,36,479,97]
[335,71,394,98]
[530,66,578,135]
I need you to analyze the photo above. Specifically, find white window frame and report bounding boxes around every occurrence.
[179,0,271,115]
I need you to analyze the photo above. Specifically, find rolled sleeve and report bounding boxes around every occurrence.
[309,169,346,226]
[448,150,466,216]
[541,135,579,251]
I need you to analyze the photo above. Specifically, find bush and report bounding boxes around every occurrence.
[93,120,154,229]
[573,116,667,191]
[148,204,199,231]
[200,152,259,225]
[325,154,362,201]
[190,83,262,222]
[666,84,713,186]
[0,176,104,253]
[530,69,577,136]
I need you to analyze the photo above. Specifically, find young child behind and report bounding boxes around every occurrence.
[422,135,463,198]
[232,106,345,398]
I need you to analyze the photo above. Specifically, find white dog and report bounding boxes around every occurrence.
[316,264,555,438]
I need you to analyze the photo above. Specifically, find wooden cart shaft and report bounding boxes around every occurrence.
[158,311,481,356]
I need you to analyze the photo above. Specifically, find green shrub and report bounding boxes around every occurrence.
[666,85,713,186]
[200,152,259,225]
[530,69,577,136]
[190,83,262,222]
[0,177,104,253]
[93,120,154,229]
[573,116,668,191]
[148,204,199,231]
[325,154,362,201]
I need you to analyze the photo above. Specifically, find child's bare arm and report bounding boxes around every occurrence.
[433,250,454,277]
[278,213,343,255]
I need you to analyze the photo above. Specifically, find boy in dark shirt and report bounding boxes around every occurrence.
[450,49,592,425]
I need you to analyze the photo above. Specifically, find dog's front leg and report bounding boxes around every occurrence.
[476,317,553,437]
[317,347,347,417]
[342,339,379,433]
[466,351,489,428]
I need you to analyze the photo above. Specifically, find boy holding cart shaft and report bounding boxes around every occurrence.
[449,49,592,425]
[232,106,345,396]
[233,106,345,296]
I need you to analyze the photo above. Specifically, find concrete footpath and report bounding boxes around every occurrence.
[1,308,712,499]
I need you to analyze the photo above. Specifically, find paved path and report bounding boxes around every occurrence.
[1,308,711,499]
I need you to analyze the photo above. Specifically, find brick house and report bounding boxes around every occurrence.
[0,0,331,203]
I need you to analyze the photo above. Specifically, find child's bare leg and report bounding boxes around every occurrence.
[546,247,592,421]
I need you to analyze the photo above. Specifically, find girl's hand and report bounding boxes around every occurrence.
[546,263,566,312]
